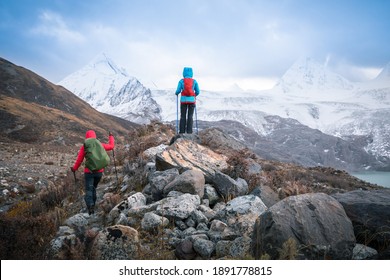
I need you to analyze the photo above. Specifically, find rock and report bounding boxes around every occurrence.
[185,216,196,228]
[146,168,179,201]
[64,213,89,231]
[182,227,196,237]
[252,193,356,260]
[230,236,252,259]
[48,226,79,259]
[116,213,129,226]
[155,193,201,220]
[175,220,187,230]
[212,171,248,198]
[216,240,232,258]
[141,212,169,232]
[250,185,280,207]
[155,138,229,181]
[127,192,146,209]
[193,238,215,259]
[198,204,217,221]
[210,220,228,232]
[332,189,390,259]
[245,158,262,175]
[144,162,156,174]
[163,169,205,198]
[106,199,129,225]
[90,225,139,260]
[204,184,221,206]
[196,223,208,231]
[175,239,197,260]
[216,195,267,237]
[208,220,239,243]
[191,210,208,225]
[143,144,169,161]
[352,244,378,260]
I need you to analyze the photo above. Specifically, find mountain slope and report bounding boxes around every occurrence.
[197,118,385,171]
[58,53,161,124]
[0,57,139,144]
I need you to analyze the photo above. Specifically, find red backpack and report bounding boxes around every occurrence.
[182,78,195,97]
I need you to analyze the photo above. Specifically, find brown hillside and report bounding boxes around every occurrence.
[0,57,139,145]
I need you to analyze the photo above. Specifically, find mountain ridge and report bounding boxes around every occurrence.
[0,57,139,145]
[58,53,161,124]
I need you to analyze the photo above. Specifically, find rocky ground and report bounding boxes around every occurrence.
[0,142,78,212]
[1,125,388,260]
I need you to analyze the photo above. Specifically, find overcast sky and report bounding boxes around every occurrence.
[1,0,389,91]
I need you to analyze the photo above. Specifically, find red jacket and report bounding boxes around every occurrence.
[72,130,115,173]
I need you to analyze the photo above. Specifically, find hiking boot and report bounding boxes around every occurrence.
[88,205,95,215]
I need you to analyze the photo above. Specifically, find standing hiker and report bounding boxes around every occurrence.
[175,67,200,134]
[71,130,114,215]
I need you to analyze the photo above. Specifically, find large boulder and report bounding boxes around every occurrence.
[163,169,205,198]
[252,193,356,260]
[332,189,390,259]
[211,171,248,198]
[145,168,179,201]
[155,193,201,220]
[215,195,267,237]
[156,138,229,182]
[90,225,139,260]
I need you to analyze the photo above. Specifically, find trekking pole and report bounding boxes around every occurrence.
[71,169,80,194]
[195,101,199,135]
[112,148,119,187]
[109,131,119,187]
[72,170,77,184]
[176,94,179,134]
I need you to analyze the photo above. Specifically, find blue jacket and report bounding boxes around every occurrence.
[175,67,200,104]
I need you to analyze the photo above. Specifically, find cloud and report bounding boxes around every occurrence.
[17,1,389,89]
[30,10,86,45]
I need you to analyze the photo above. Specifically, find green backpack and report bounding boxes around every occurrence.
[84,138,110,171]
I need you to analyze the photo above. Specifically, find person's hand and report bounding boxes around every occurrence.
[70,167,76,172]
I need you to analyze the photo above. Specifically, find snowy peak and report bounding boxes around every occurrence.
[58,53,161,124]
[274,57,355,94]
[85,52,128,77]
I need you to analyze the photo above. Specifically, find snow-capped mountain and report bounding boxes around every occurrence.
[273,57,355,94]
[58,53,161,124]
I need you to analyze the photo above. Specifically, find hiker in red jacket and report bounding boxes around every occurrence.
[71,130,115,215]
[175,67,200,134]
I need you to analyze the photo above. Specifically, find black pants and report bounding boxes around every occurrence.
[84,172,102,207]
[179,103,195,134]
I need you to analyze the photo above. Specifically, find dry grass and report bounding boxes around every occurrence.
[223,148,262,193]
[0,170,82,259]
[278,238,299,260]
